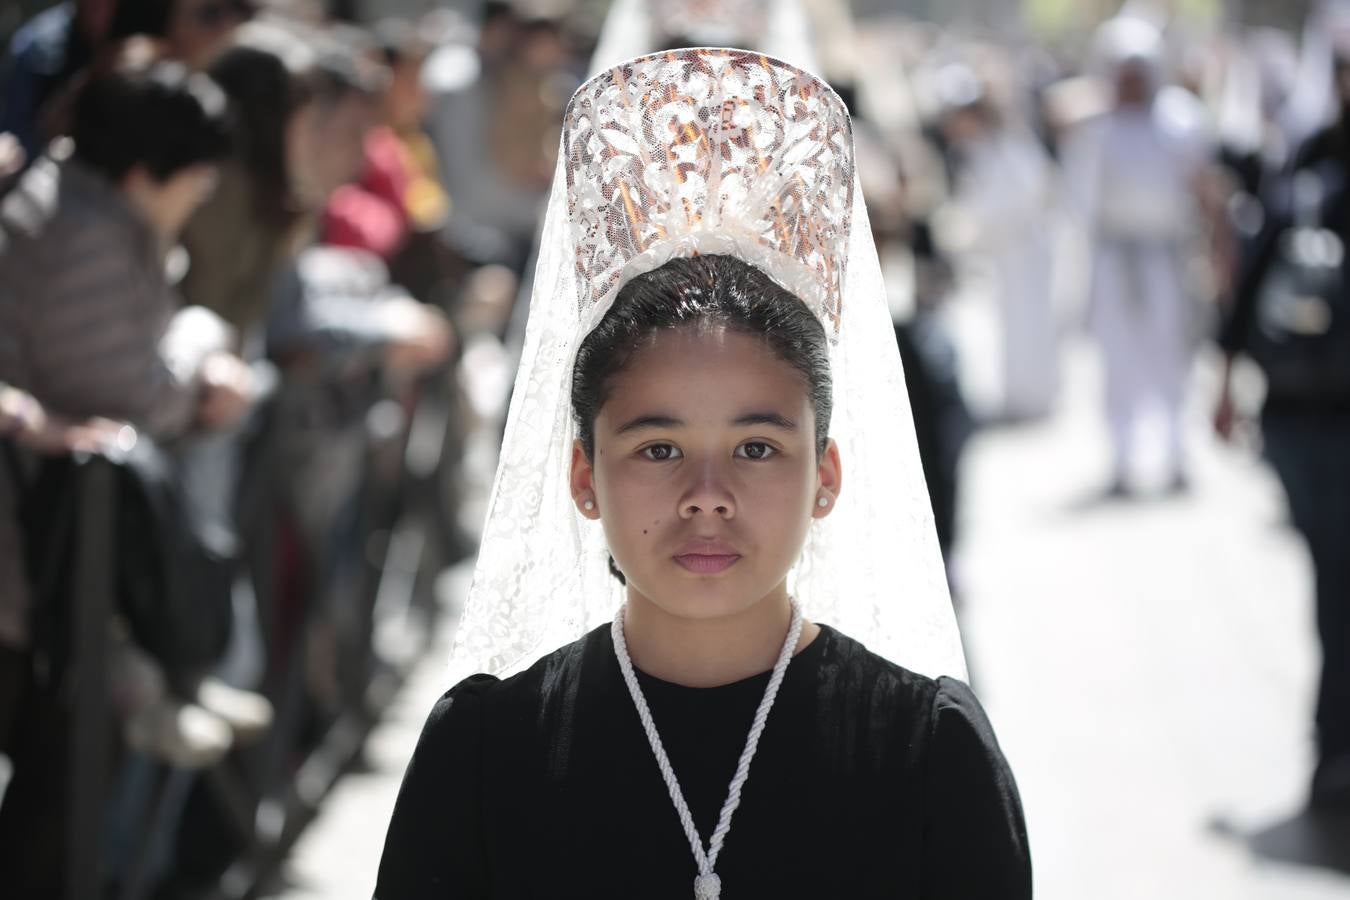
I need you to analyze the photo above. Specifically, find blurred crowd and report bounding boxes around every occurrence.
[0,0,587,895]
[1,0,1349,896]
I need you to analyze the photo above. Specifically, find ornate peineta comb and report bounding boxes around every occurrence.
[562,48,855,336]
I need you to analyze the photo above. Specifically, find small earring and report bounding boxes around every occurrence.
[584,499,595,511]
[817,496,829,508]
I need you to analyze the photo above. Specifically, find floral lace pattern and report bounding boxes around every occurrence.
[563,48,853,335]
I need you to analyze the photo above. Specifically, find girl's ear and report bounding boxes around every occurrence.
[812,438,842,519]
[571,439,601,519]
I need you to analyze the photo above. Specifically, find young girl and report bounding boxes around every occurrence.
[375,50,1030,898]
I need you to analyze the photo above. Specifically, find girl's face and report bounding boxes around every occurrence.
[571,325,841,622]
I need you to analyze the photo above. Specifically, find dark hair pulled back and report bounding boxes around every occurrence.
[570,254,833,461]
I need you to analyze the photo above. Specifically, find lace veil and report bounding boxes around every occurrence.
[449,49,968,684]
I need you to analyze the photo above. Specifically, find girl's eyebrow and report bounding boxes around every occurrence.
[613,412,797,433]
[615,414,683,434]
[733,412,797,430]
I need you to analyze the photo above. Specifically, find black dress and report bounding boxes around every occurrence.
[375,624,1031,899]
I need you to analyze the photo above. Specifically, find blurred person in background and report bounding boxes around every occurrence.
[0,58,248,495]
[1214,32,1350,816]
[0,0,251,173]
[487,14,572,196]
[428,1,564,272]
[179,18,451,733]
[182,20,446,361]
[854,103,973,588]
[180,20,373,343]
[892,196,972,587]
[476,0,520,71]
[934,60,1059,423]
[159,0,254,71]
[0,56,260,895]
[1060,15,1218,496]
[0,0,118,160]
[322,18,451,295]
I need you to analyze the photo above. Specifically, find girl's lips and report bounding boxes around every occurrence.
[673,553,741,574]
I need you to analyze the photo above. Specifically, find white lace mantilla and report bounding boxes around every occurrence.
[450,49,967,685]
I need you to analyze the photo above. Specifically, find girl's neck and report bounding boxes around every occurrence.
[621,590,821,688]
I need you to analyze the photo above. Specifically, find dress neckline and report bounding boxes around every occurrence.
[614,623,835,695]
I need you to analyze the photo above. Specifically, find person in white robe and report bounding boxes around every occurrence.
[1060,16,1215,493]
[937,65,1060,422]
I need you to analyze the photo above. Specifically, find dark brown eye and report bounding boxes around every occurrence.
[736,442,775,460]
[641,444,681,461]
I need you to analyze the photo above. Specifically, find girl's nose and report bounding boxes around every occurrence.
[679,463,735,520]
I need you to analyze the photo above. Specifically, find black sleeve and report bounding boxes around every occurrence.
[374,675,496,899]
[920,676,1032,899]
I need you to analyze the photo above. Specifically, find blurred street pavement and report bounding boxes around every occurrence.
[952,291,1350,899]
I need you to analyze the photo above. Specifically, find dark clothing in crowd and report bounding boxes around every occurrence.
[1262,418,1350,764]
[895,218,969,563]
[0,3,92,158]
[375,624,1031,899]
[1220,121,1350,417]
[896,318,971,561]
[1221,119,1350,777]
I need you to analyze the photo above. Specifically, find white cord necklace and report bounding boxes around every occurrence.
[611,599,805,900]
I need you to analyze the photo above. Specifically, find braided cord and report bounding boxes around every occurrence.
[611,599,805,887]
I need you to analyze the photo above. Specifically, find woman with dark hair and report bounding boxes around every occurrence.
[1,57,242,440]
[180,19,452,375]
[178,19,385,342]
[375,50,1028,899]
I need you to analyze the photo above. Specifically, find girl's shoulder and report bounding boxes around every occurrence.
[812,625,993,740]
[815,624,969,697]
[423,626,611,733]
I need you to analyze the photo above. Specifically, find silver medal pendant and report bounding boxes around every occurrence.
[694,873,721,900]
